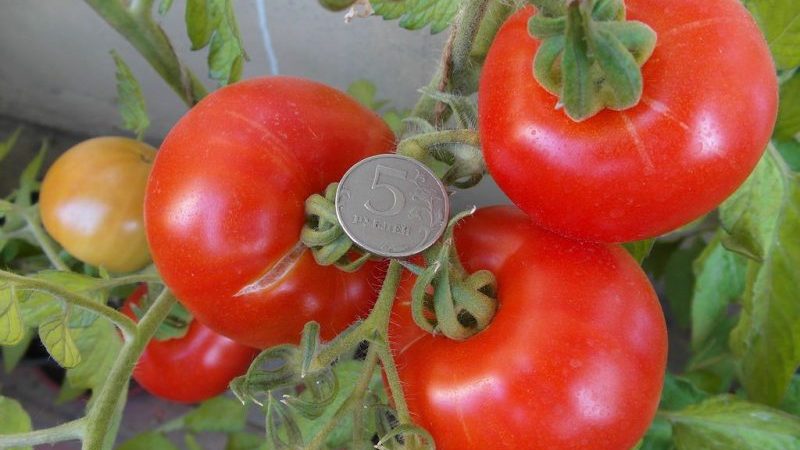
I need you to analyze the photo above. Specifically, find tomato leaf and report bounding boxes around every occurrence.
[660,373,711,411]
[775,72,800,140]
[0,395,32,450]
[118,432,179,450]
[18,141,46,208]
[666,396,800,449]
[690,234,747,350]
[185,0,221,50]
[64,318,122,392]
[18,271,105,328]
[371,0,460,34]
[782,375,800,416]
[206,0,246,86]
[776,138,800,172]
[347,79,389,112]
[2,328,33,373]
[662,240,705,329]
[39,314,81,369]
[184,434,204,450]
[0,286,25,345]
[184,396,248,433]
[623,239,654,264]
[745,0,800,70]
[0,127,22,164]
[225,432,267,450]
[111,50,150,140]
[721,148,800,405]
[158,0,175,15]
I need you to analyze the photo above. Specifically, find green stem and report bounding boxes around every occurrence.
[373,335,413,427]
[305,347,379,450]
[312,260,404,370]
[0,418,86,448]
[0,269,137,339]
[410,0,495,125]
[96,273,162,289]
[397,129,481,156]
[23,210,68,271]
[82,289,177,450]
[83,0,207,107]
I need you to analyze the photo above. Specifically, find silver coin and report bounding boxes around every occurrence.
[336,154,449,258]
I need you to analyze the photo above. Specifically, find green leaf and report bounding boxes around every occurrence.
[17,142,46,208]
[745,0,800,70]
[660,373,710,411]
[0,286,25,345]
[158,0,175,16]
[39,314,81,368]
[722,149,800,405]
[0,395,32,450]
[639,418,673,450]
[2,329,33,373]
[64,318,123,391]
[0,127,22,164]
[225,432,267,450]
[776,138,800,171]
[371,0,460,34]
[667,396,800,449]
[207,0,246,86]
[111,50,150,140]
[185,396,248,433]
[782,375,800,416]
[623,239,654,264]
[185,434,204,450]
[18,271,105,328]
[776,72,800,140]
[347,79,388,111]
[663,240,705,329]
[118,432,179,450]
[690,234,747,349]
[186,0,221,50]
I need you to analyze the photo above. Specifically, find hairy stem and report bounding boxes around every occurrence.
[0,418,86,448]
[23,209,68,271]
[306,347,380,450]
[0,269,138,339]
[82,289,176,450]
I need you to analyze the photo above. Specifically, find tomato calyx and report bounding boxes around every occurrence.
[397,129,485,188]
[126,284,192,341]
[401,208,498,340]
[300,182,375,271]
[528,0,656,121]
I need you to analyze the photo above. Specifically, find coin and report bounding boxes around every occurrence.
[336,154,449,258]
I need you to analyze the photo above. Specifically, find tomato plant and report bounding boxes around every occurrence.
[120,285,258,403]
[39,136,156,272]
[144,77,395,349]
[479,1,778,243]
[391,206,667,449]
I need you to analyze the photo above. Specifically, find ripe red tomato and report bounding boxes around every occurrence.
[121,285,258,403]
[144,77,395,348]
[479,1,778,243]
[390,206,667,450]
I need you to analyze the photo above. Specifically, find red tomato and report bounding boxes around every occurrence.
[390,206,667,450]
[479,2,777,243]
[121,285,258,403]
[145,77,394,348]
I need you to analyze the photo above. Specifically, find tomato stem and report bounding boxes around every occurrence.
[82,289,176,450]
[0,418,86,447]
[22,207,69,272]
[410,0,507,126]
[83,0,207,107]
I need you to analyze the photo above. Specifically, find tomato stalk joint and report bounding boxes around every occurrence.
[527,0,657,121]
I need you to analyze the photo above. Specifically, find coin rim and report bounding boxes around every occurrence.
[335,153,450,258]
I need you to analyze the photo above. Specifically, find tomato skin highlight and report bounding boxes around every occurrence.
[40,137,155,273]
[144,77,395,349]
[391,206,667,450]
[479,1,778,243]
[121,285,258,403]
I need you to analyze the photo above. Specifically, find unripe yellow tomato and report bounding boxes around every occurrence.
[39,137,156,273]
